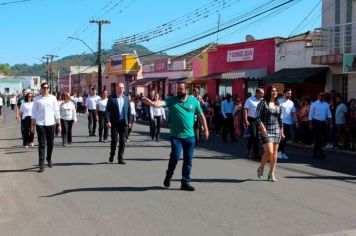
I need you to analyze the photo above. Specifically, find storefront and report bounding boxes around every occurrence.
[193,39,275,100]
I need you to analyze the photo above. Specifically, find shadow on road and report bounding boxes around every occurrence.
[172,178,258,183]
[285,175,356,184]
[41,186,167,197]
[0,167,38,173]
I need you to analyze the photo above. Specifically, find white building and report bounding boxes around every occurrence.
[0,78,23,95]
[312,0,356,100]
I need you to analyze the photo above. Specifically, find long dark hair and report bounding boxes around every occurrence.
[264,86,279,106]
[25,93,33,102]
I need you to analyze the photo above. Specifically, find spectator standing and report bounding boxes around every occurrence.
[221,94,236,142]
[213,95,222,135]
[335,96,348,149]
[233,98,243,137]
[277,88,297,160]
[244,88,264,159]
[126,94,136,142]
[308,92,332,159]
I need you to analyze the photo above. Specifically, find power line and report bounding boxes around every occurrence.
[0,0,30,5]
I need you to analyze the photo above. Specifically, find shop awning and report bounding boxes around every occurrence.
[263,67,329,84]
[129,77,166,87]
[221,68,267,80]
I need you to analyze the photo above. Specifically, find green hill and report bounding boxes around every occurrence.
[10,44,169,76]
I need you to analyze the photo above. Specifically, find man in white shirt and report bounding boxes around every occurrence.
[308,92,332,159]
[85,88,100,136]
[277,88,297,160]
[243,88,264,159]
[221,94,236,142]
[31,82,61,172]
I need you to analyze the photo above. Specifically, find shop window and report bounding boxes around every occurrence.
[219,81,232,96]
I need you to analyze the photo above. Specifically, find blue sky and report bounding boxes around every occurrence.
[0,0,321,66]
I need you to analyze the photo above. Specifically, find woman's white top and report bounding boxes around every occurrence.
[10,97,17,105]
[60,101,77,121]
[20,102,33,119]
[150,106,166,119]
[97,98,108,112]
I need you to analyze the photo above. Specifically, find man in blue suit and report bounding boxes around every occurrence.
[105,83,131,164]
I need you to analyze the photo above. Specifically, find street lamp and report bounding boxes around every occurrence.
[68,36,97,55]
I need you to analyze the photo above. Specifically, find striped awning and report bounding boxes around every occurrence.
[221,68,267,80]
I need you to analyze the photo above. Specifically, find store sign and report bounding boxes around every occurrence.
[110,55,123,71]
[227,48,254,62]
[343,53,356,73]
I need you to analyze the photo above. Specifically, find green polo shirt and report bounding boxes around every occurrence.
[163,95,203,138]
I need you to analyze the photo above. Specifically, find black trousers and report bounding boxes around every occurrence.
[20,119,26,145]
[61,119,74,144]
[77,102,82,113]
[150,116,162,139]
[222,113,235,141]
[110,122,127,160]
[312,119,327,157]
[98,111,108,140]
[88,109,97,135]
[247,117,260,157]
[278,123,291,153]
[214,112,223,134]
[36,125,55,166]
[0,105,2,115]
[23,116,34,145]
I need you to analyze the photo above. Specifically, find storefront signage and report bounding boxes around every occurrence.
[110,55,123,72]
[343,53,356,73]
[227,48,254,62]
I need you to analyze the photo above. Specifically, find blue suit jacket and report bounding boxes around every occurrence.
[105,94,131,126]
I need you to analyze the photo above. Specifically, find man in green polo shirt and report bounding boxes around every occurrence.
[142,82,209,191]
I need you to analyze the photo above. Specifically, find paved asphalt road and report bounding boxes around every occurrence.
[0,107,356,236]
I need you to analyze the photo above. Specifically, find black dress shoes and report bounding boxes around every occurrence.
[118,159,126,165]
[47,160,53,168]
[181,183,195,191]
[163,177,171,187]
[109,156,114,163]
[38,166,44,173]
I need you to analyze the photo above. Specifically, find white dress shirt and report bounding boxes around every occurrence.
[60,101,77,121]
[0,97,3,106]
[86,95,100,110]
[308,100,332,121]
[278,98,296,125]
[221,100,234,118]
[117,95,125,120]
[150,106,166,119]
[20,102,33,119]
[244,96,261,118]
[97,98,108,112]
[32,94,60,126]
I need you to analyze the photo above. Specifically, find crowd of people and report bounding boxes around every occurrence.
[1,82,355,189]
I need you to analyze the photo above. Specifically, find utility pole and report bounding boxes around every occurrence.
[46,54,58,93]
[42,56,50,83]
[90,19,110,94]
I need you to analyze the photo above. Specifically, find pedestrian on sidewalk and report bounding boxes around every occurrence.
[142,81,209,191]
[221,93,236,142]
[277,88,297,160]
[149,93,166,142]
[126,93,136,142]
[256,86,284,182]
[96,90,108,143]
[308,92,332,159]
[60,93,77,146]
[0,93,3,116]
[105,83,131,165]
[85,88,100,136]
[243,88,264,159]
[31,82,61,173]
[19,93,34,148]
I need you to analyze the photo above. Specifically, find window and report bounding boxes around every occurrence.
[5,88,9,94]
[218,81,232,96]
[342,76,348,100]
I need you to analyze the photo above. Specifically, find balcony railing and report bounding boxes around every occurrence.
[313,22,356,56]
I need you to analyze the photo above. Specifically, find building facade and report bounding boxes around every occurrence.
[59,66,98,95]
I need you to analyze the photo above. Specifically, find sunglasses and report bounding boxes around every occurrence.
[42,87,49,89]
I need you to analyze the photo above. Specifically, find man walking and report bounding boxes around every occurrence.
[221,94,236,142]
[105,83,131,164]
[142,82,209,191]
[278,88,297,160]
[85,88,100,136]
[243,88,264,159]
[31,82,61,173]
[308,92,332,159]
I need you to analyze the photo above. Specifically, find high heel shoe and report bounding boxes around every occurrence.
[257,167,264,179]
[267,175,277,182]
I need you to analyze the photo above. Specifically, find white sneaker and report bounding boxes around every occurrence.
[283,153,289,159]
[277,151,283,159]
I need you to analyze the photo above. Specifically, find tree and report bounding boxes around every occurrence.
[0,63,11,75]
